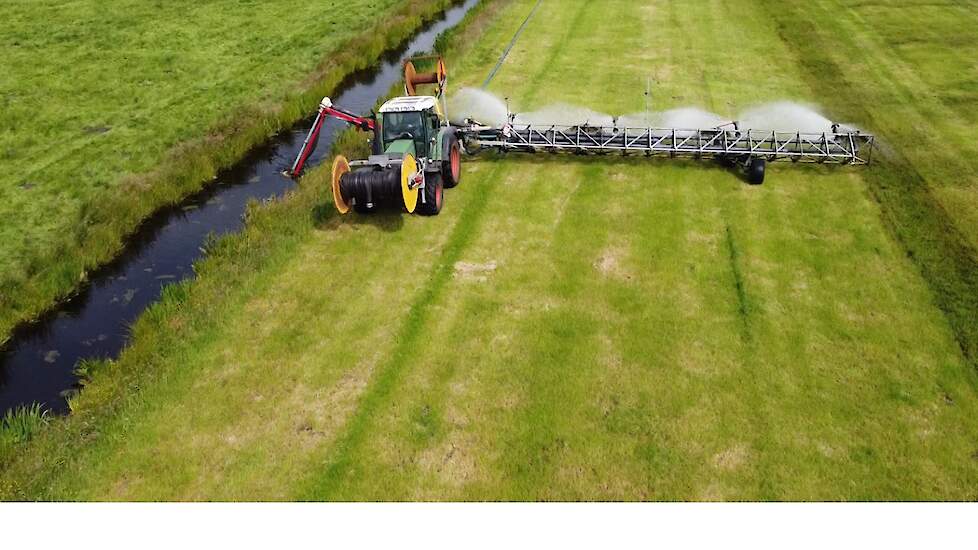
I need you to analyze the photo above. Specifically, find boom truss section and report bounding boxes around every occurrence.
[464,124,874,164]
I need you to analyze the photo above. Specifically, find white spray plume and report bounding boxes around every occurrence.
[738,101,833,133]
[448,88,843,133]
[447,87,508,126]
[658,107,727,129]
[615,112,655,127]
[512,103,616,127]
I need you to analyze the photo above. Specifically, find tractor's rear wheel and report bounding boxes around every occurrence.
[442,136,462,188]
[416,173,444,216]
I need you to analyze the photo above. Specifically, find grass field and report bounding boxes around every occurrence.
[0,0,456,341]
[2,0,978,500]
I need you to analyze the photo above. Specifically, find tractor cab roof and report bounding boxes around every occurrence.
[379,96,438,114]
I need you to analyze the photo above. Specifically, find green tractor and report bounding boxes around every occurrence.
[290,55,462,216]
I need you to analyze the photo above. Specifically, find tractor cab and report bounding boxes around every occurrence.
[377,96,443,157]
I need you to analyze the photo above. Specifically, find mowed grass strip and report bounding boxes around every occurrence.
[3,0,978,500]
[292,0,978,499]
[758,0,978,386]
[778,0,978,248]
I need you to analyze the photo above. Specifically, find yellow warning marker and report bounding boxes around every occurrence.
[401,153,419,213]
[331,155,351,214]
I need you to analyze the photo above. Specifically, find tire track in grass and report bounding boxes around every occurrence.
[724,223,751,342]
[717,208,775,499]
[299,0,581,499]
[669,156,770,499]
[689,2,750,344]
[298,164,504,500]
[690,3,778,496]
[401,165,562,499]
[495,163,594,499]
[713,236,763,481]
[386,160,572,499]
[479,0,643,497]
[676,3,773,493]
[697,34,772,489]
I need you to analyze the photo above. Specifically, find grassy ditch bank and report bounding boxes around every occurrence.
[0,0,459,344]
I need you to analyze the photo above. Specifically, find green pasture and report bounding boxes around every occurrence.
[2,0,977,500]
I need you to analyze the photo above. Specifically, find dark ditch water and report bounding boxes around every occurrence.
[0,0,480,416]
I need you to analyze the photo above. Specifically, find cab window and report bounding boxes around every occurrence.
[383,112,425,150]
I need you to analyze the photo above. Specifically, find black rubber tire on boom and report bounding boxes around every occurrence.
[746,158,766,185]
[442,135,462,188]
[415,174,444,216]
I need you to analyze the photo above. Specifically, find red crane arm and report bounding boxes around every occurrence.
[322,105,375,131]
[289,97,375,177]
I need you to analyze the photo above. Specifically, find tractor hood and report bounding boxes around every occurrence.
[384,138,417,156]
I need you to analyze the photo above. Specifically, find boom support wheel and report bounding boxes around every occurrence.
[746,158,766,186]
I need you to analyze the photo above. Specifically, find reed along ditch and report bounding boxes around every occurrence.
[0,0,480,416]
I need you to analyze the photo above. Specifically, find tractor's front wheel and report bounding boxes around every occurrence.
[442,135,462,188]
[416,174,444,216]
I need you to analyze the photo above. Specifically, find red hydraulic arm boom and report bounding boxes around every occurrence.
[288,97,375,177]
